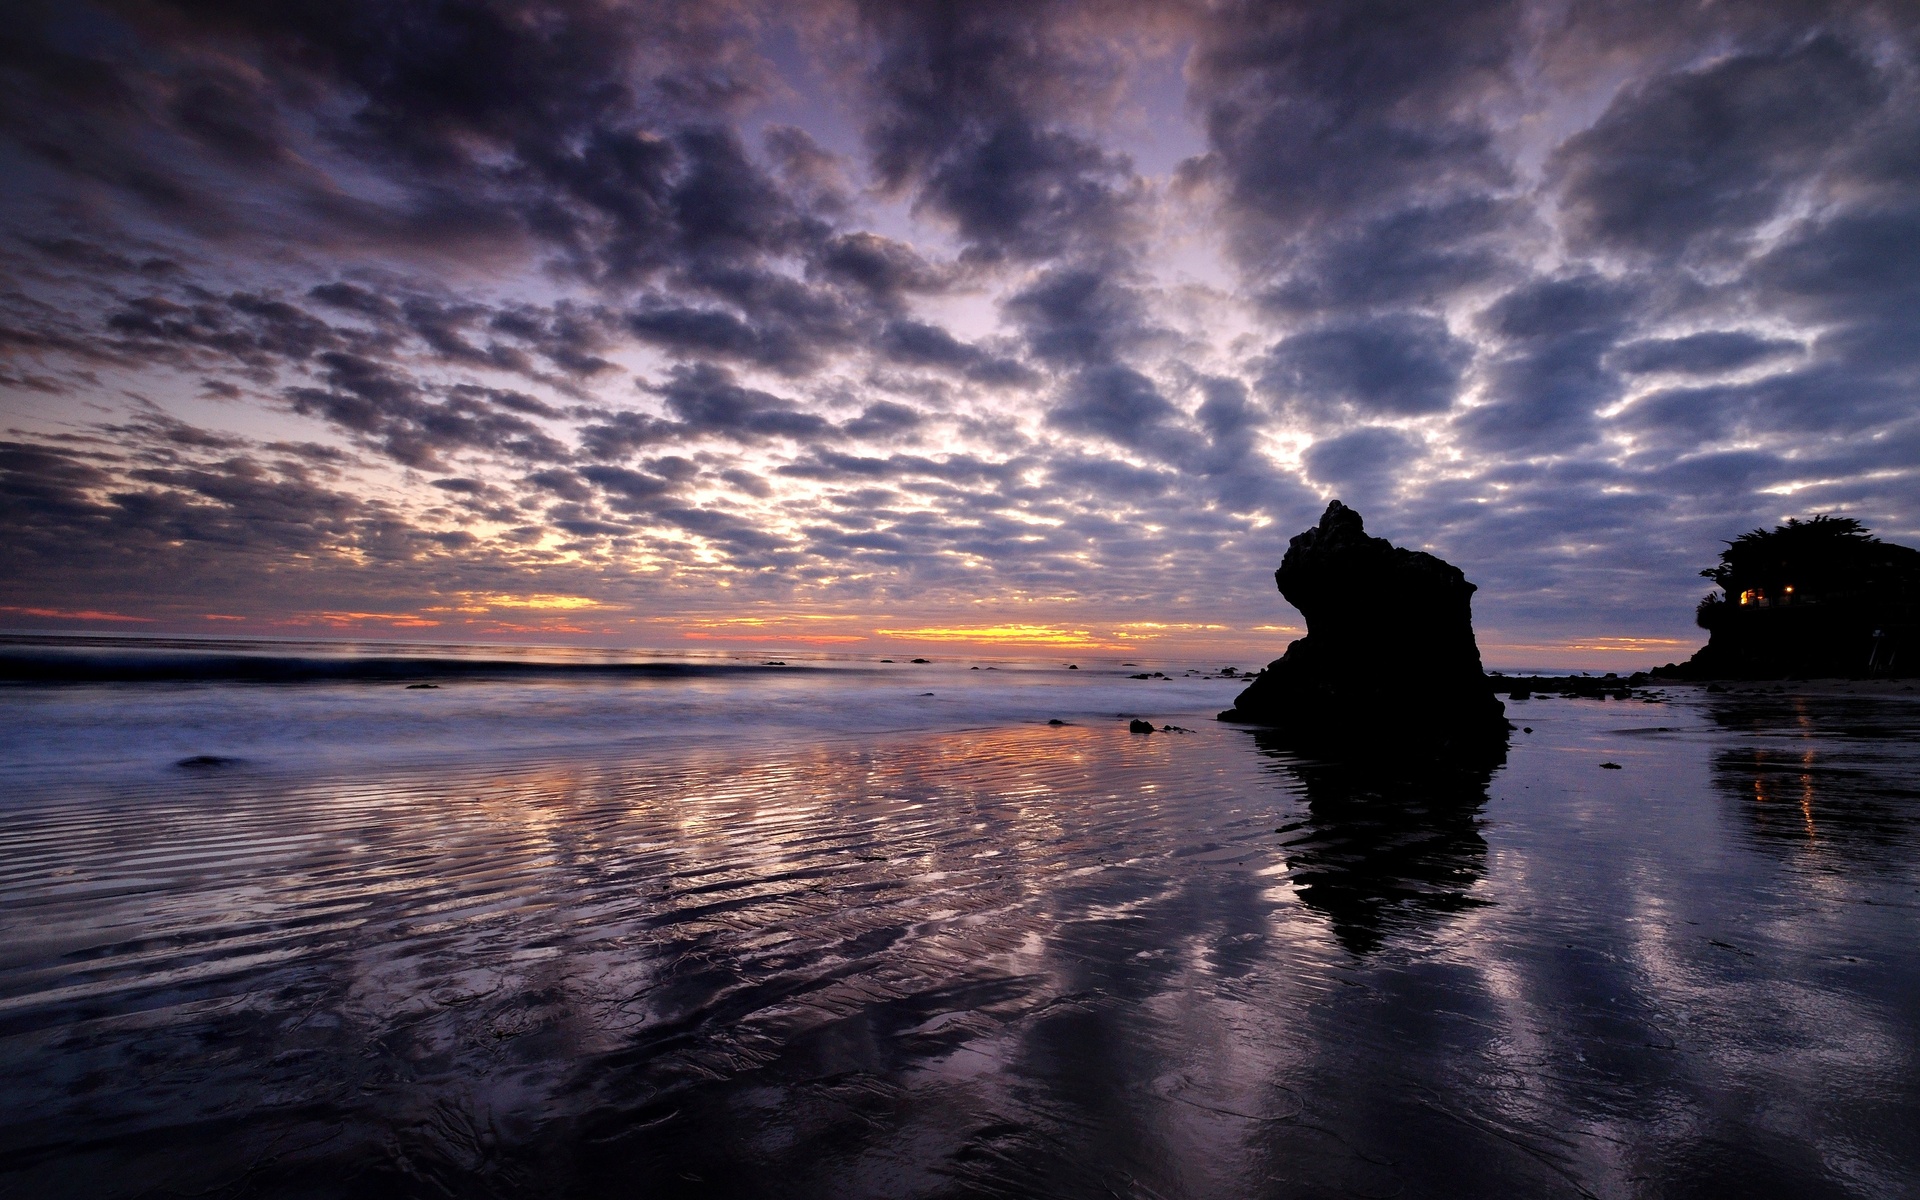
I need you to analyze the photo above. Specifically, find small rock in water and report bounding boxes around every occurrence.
[1067,664,1078,669]
[1128,719,1156,734]
[920,692,935,697]
[911,658,930,664]
[1599,761,1623,769]
[1047,718,1066,726]
[405,683,439,689]
[1130,673,1153,680]
[1523,727,1534,733]
[176,755,238,769]
[764,660,786,666]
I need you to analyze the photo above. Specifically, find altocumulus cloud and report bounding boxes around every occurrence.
[2,0,1918,658]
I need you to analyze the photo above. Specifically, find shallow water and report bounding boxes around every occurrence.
[2,661,1918,1198]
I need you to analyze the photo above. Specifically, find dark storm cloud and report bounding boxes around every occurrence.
[1005,265,1153,367]
[1262,314,1471,417]
[876,320,1035,385]
[288,352,569,469]
[4,0,882,311]
[1301,426,1423,498]
[1186,0,1522,267]
[1046,455,1173,499]
[812,233,944,304]
[854,0,1146,264]
[625,305,815,373]
[1046,364,1194,458]
[576,363,922,459]
[104,292,354,371]
[1459,274,1638,453]
[841,401,924,440]
[92,283,615,403]
[579,465,675,513]
[654,363,834,440]
[485,304,616,377]
[1550,35,1885,258]
[1252,198,1520,316]
[1756,201,1920,362]
[3,431,412,606]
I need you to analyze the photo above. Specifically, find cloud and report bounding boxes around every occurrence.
[1005,265,1152,367]
[1609,332,1802,376]
[5,0,1920,655]
[652,362,834,439]
[855,0,1147,264]
[1262,314,1471,417]
[1301,425,1425,505]
[287,352,569,468]
[1458,274,1637,453]
[1047,364,1189,453]
[876,319,1035,385]
[842,400,924,440]
[1551,35,1885,258]
[1186,0,1522,264]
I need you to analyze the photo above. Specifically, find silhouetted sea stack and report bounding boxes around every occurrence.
[1219,500,1508,758]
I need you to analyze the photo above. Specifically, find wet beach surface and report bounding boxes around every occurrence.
[1,669,1917,1198]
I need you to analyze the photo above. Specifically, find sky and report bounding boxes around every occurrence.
[3,0,1918,668]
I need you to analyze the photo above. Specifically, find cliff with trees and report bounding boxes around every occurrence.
[1669,516,1920,679]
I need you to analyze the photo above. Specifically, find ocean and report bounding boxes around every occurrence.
[2,637,1917,1198]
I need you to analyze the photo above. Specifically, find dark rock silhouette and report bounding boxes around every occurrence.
[1254,730,1496,954]
[1662,515,1920,679]
[1219,500,1507,757]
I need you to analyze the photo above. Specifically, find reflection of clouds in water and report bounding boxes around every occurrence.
[7,687,1920,1197]
[1252,731,1499,955]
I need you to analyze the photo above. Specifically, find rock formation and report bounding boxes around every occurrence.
[1663,515,1920,679]
[1218,500,1508,757]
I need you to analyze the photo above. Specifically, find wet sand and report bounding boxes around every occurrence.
[1,670,1917,1198]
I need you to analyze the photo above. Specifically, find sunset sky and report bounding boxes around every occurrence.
[4,0,1917,665]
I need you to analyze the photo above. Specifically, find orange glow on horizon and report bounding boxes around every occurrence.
[872,624,1135,650]
[1,605,155,622]
[1482,634,1695,669]
[682,632,868,644]
[309,611,443,629]
[468,593,608,611]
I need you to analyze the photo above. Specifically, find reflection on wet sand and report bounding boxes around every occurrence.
[1705,692,1920,859]
[5,684,1920,1198]
[0,722,1310,1199]
[1252,731,1498,954]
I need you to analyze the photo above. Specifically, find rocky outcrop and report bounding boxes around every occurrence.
[1219,501,1508,757]
[1662,516,1920,680]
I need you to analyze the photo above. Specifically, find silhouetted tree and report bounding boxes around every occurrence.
[1676,514,1920,677]
[1696,515,1918,630]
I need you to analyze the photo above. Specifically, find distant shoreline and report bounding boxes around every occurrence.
[1490,672,1918,701]
[0,651,816,685]
[1655,677,1919,696]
